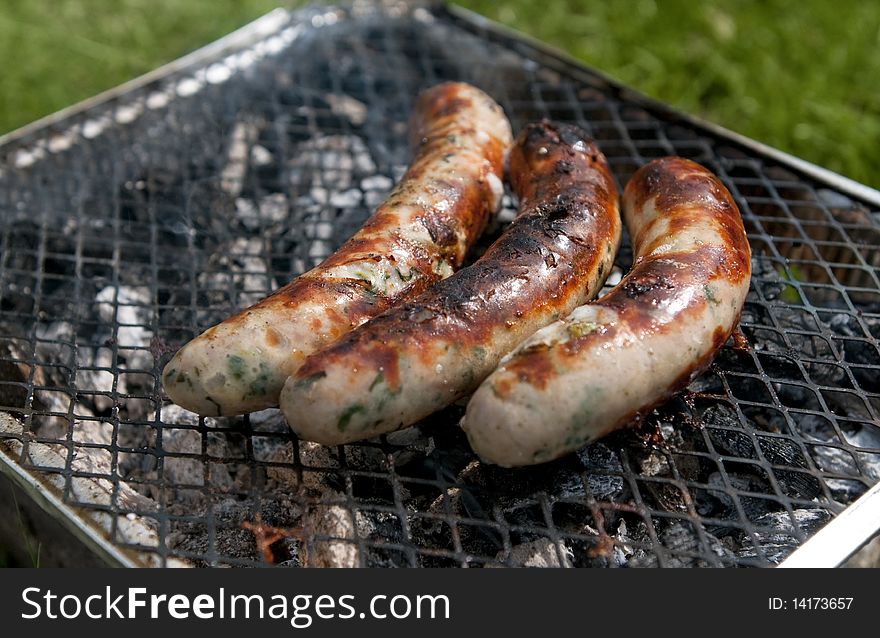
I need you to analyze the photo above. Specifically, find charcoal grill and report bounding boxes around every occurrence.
[1,0,879,568]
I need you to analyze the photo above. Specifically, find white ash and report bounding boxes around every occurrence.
[155,405,207,488]
[75,347,121,413]
[638,448,670,477]
[34,321,77,374]
[234,193,289,232]
[72,419,113,446]
[390,164,407,183]
[604,266,623,287]
[328,188,362,209]
[0,412,179,566]
[308,239,333,264]
[95,285,154,371]
[808,443,860,477]
[824,478,867,504]
[303,494,359,568]
[288,134,376,192]
[660,521,735,567]
[577,442,626,500]
[612,519,636,563]
[738,509,831,564]
[360,174,394,210]
[360,174,393,192]
[842,427,880,480]
[495,538,573,568]
[197,237,276,308]
[324,93,368,126]
[250,144,274,166]
[220,120,260,196]
[494,193,518,224]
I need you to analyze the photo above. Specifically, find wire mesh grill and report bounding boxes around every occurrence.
[1,1,878,567]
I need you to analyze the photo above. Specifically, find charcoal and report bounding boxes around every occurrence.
[74,346,121,413]
[250,144,273,167]
[495,538,573,568]
[4,2,879,569]
[631,520,734,567]
[842,426,880,480]
[95,285,154,371]
[220,120,260,197]
[304,497,359,568]
[287,134,376,192]
[824,478,868,503]
[808,443,860,476]
[827,314,880,392]
[737,509,831,564]
[197,237,276,309]
[704,471,772,519]
[750,256,788,301]
[233,193,289,232]
[0,339,34,410]
[756,438,821,500]
[703,404,821,500]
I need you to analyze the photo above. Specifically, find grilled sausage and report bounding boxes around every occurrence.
[463,157,751,467]
[162,82,512,415]
[281,122,621,445]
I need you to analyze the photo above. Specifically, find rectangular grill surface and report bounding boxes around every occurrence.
[1,1,878,567]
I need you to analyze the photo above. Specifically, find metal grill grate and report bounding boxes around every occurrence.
[1,1,878,567]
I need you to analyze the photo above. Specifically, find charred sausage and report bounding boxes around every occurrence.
[281,122,621,445]
[162,82,512,415]
[463,157,751,467]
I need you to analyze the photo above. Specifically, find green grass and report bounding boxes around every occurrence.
[1,0,878,187]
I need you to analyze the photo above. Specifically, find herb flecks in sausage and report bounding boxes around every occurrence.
[463,157,751,467]
[281,121,621,445]
[162,83,512,416]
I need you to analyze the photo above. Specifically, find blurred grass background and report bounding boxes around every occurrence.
[1,0,878,186]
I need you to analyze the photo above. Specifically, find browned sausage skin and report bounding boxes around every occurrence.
[162,83,512,415]
[281,122,621,445]
[463,157,751,467]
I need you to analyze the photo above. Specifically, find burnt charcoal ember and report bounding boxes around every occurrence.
[0,338,35,410]
[842,425,880,480]
[750,255,789,302]
[494,538,573,568]
[753,434,822,500]
[360,174,394,209]
[233,193,289,233]
[342,426,436,475]
[703,404,821,500]
[74,346,121,414]
[288,134,376,193]
[169,496,305,567]
[576,442,626,501]
[737,509,831,564]
[95,285,155,371]
[823,478,869,503]
[219,120,260,197]
[197,237,277,310]
[631,520,734,567]
[701,471,776,521]
[304,497,360,568]
[355,509,409,567]
[828,313,880,392]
